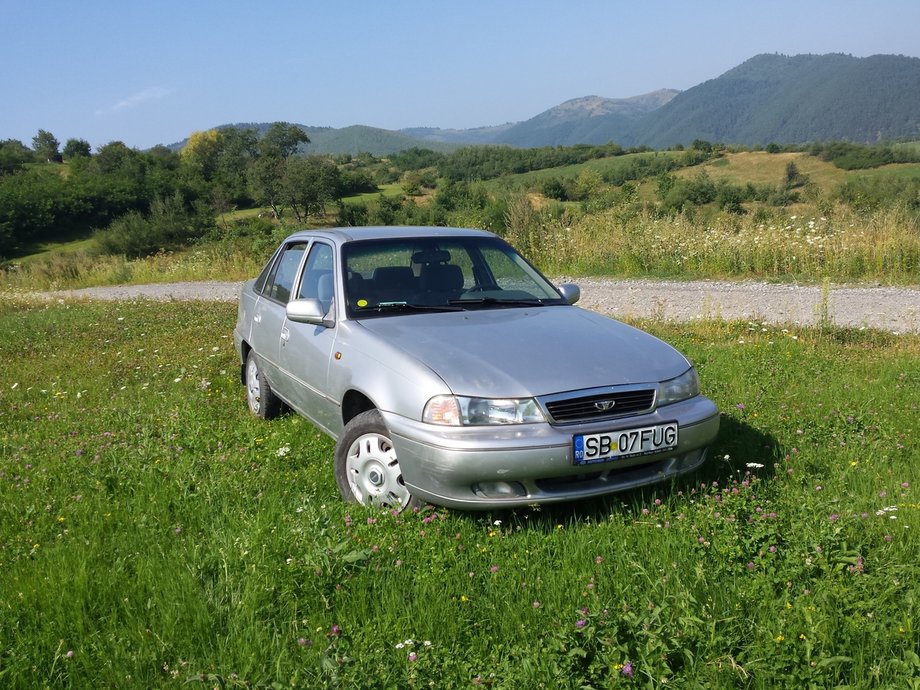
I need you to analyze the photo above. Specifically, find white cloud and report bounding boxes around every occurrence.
[98,87,171,115]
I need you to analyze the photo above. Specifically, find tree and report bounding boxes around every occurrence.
[214,127,259,204]
[248,156,286,219]
[32,130,61,162]
[247,124,312,218]
[784,161,807,188]
[0,139,34,175]
[259,122,310,159]
[281,156,342,222]
[62,138,92,159]
[94,141,138,174]
[180,129,222,181]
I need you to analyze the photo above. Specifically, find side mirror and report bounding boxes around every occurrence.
[557,283,581,305]
[286,299,334,327]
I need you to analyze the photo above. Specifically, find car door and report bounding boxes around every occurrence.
[249,240,309,390]
[277,241,341,435]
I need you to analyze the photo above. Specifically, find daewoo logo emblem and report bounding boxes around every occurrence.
[594,400,616,411]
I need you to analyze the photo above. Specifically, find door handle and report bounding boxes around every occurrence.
[253,313,262,324]
[280,327,290,343]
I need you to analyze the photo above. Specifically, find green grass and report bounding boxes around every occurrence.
[1,300,918,688]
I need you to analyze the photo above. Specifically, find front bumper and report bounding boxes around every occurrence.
[383,395,720,509]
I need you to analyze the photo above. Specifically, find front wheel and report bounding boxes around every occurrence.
[335,410,418,512]
[245,350,282,420]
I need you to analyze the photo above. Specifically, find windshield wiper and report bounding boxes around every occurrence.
[365,301,465,313]
[448,297,548,308]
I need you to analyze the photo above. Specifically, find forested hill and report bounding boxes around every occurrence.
[172,54,920,153]
[629,53,920,147]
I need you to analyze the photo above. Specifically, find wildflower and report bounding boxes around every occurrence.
[489,565,499,573]
[532,600,541,608]
[66,650,74,659]
[275,445,290,458]
[621,661,634,678]
[884,534,893,542]
[297,637,310,647]
[408,652,417,662]
[575,619,587,628]
[329,625,341,637]
[595,556,603,564]
[746,562,755,571]
[829,513,839,522]
[746,462,764,469]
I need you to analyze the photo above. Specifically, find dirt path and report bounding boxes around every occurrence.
[41,278,920,334]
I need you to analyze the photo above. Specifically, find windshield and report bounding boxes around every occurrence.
[342,235,566,317]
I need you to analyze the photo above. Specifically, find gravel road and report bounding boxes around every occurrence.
[43,278,920,334]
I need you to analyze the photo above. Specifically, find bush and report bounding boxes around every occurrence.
[94,192,213,258]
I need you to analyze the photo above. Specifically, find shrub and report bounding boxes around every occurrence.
[94,192,213,258]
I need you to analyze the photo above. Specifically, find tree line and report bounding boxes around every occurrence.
[3,125,920,261]
[0,123,376,258]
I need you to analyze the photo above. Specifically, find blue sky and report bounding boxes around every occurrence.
[3,0,919,149]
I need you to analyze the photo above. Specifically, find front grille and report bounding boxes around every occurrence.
[540,387,656,424]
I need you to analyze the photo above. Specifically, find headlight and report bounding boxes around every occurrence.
[658,367,700,406]
[423,395,545,426]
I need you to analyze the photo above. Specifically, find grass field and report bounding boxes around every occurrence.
[1,300,918,688]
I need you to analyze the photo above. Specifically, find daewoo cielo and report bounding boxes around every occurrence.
[233,227,719,510]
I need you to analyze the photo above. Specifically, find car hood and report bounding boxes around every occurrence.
[354,306,690,398]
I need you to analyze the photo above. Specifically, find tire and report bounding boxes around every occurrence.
[245,350,282,420]
[334,410,418,512]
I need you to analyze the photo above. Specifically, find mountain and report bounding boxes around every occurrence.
[399,91,678,147]
[630,53,920,147]
[495,90,679,147]
[171,54,920,154]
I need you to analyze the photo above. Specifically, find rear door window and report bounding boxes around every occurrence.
[262,242,308,304]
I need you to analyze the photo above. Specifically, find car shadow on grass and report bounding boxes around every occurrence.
[458,415,781,528]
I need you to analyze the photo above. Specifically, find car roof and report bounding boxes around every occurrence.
[281,226,498,245]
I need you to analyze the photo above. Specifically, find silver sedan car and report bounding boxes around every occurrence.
[234,227,719,510]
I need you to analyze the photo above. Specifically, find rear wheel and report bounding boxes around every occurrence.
[245,350,282,420]
[335,410,417,512]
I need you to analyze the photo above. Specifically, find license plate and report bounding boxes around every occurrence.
[573,422,678,465]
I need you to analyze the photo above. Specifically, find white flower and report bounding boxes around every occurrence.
[276,445,291,458]
[746,462,764,469]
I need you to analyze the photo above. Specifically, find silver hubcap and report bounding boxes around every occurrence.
[345,432,410,510]
[246,358,261,413]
